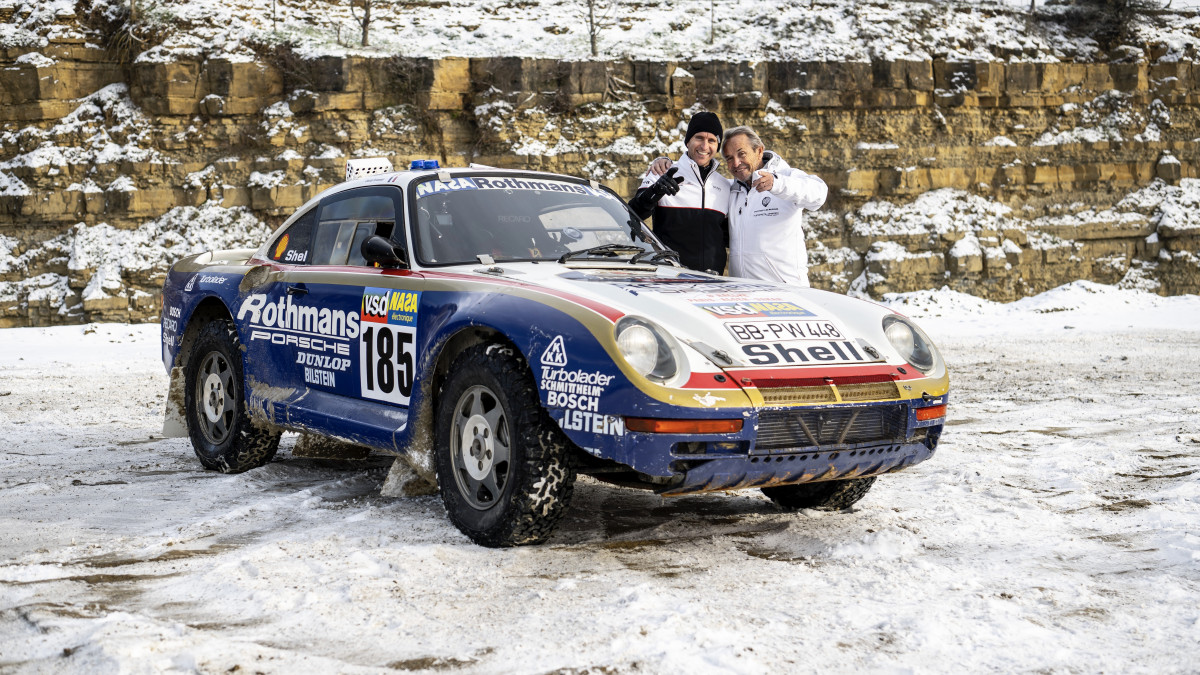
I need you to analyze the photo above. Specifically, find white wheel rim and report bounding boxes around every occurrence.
[195,351,236,445]
[450,385,512,511]
[203,372,224,424]
[460,413,494,481]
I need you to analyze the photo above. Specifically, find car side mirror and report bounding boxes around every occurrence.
[361,235,408,269]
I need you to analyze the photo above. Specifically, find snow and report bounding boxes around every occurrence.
[1,283,1199,672]
[247,169,287,188]
[3,0,1194,64]
[0,170,30,196]
[852,188,1012,239]
[2,0,1200,666]
[0,84,163,176]
[66,204,270,278]
[1127,178,1200,237]
[13,50,54,68]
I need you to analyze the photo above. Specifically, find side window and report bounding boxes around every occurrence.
[267,207,317,265]
[312,188,402,267]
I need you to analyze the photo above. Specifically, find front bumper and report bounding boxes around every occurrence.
[658,432,939,496]
[566,396,947,495]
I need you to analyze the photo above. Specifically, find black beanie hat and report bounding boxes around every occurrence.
[685,111,723,147]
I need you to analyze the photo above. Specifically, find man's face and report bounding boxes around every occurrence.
[685,131,720,167]
[723,134,764,183]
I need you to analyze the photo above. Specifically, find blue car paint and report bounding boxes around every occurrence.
[162,264,947,488]
[161,267,746,476]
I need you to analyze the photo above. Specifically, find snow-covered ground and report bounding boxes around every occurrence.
[5,0,1198,64]
[1,282,1198,673]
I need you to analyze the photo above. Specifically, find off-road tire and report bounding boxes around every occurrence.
[434,344,576,547]
[762,476,876,511]
[184,319,280,473]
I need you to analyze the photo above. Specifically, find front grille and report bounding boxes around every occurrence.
[756,404,909,450]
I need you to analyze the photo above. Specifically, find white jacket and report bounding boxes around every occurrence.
[727,152,827,287]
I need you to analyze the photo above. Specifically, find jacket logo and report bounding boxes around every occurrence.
[762,196,771,207]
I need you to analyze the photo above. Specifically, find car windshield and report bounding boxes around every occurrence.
[410,174,664,266]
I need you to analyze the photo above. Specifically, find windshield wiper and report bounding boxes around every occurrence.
[558,244,647,264]
[629,249,680,266]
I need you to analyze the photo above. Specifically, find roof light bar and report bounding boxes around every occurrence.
[344,157,394,182]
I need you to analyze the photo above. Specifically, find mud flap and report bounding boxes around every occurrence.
[162,366,188,437]
[380,457,437,497]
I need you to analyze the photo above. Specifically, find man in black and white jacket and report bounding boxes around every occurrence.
[627,111,731,275]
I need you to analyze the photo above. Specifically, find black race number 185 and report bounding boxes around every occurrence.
[360,324,415,405]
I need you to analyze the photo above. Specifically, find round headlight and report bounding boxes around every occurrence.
[885,319,916,356]
[617,324,658,375]
[883,315,937,373]
[615,317,679,381]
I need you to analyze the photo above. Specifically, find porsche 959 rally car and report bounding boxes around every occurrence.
[159,158,949,547]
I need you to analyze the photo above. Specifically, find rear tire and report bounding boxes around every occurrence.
[184,320,280,473]
[434,344,576,547]
[762,476,876,511]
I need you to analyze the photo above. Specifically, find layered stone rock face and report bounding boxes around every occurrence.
[2,41,1198,326]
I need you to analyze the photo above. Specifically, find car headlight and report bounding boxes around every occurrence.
[882,315,939,374]
[615,316,678,381]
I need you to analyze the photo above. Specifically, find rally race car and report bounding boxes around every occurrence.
[159,159,949,547]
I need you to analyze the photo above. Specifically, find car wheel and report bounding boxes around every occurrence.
[762,476,876,511]
[184,319,280,473]
[434,344,576,547]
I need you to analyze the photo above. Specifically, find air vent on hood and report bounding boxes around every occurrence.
[751,374,902,405]
[760,385,838,405]
[838,381,903,402]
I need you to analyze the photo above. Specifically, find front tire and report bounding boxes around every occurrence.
[434,344,576,547]
[184,320,280,473]
[762,476,876,511]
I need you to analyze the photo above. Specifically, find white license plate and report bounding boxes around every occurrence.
[725,319,848,344]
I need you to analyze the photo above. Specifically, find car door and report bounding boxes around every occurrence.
[245,185,425,447]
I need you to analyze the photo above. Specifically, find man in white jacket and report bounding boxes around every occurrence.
[722,126,827,287]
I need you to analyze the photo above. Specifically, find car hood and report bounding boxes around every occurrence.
[436,262,906,371]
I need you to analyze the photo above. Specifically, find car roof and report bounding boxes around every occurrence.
[334,165,601,196]
[254,166,608,262]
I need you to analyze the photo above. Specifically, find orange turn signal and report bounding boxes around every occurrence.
[624,417,744,434]
[916,404,947,421]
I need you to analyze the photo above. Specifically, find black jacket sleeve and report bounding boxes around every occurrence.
[626,187,657,221]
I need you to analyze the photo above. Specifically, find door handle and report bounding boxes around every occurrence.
[287,285,308,296]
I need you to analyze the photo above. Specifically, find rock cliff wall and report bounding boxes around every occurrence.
[2,38,1199,326]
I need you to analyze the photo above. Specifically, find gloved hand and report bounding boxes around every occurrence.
[645,167,682,201]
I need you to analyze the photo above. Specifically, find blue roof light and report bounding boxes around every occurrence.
[409,159,440,170]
